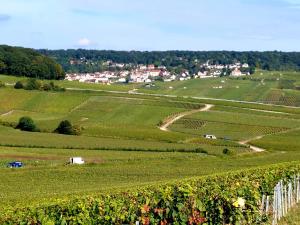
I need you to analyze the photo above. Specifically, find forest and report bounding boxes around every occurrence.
[0,45,65,79]
[39,49,300,73]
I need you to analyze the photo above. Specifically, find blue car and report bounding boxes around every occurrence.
[7,161,23,168]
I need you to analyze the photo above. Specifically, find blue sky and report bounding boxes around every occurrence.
[0,0,300,51]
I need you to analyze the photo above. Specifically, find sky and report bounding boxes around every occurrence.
[0,0,300,51]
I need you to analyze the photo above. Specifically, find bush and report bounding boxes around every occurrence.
[14,81,23,89]
[14,79,65,92]
[54,120,80,135]
[223,148,230,154]
[223,148,236,156]
[24,78,42,90]
[15,117,38,132]
[0,81,5,88]
[42,83,52,91]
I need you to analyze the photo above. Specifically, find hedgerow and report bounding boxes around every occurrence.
[2,162,300,224]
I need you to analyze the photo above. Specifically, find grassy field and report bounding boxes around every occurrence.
[0,72,300,212]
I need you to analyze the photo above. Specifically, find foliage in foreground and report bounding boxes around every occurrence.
[2,162,300,224]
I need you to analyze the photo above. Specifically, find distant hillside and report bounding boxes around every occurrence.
[39,49,300,73]
[0,45,65,80]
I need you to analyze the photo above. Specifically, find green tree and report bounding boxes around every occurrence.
[24,78,42,90]
[0,61,6,72]
[54,120,80,135]
[16,117,37,132]
[14,81,24,89]
[0,81,5,88]
[0,45,65,79]
[42,83,52,91]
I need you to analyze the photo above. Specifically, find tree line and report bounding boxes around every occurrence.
[39,49,300,73]
[0,45,65,79]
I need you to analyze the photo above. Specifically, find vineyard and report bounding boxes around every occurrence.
[1,72,300,223]
[2,162,300,224]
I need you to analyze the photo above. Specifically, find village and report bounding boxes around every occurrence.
[65,60,251,84]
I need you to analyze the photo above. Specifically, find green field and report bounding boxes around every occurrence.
[2,70,300,107]
[2,146,300,209]
[1,72,300,222]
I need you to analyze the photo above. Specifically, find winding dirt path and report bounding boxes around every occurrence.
[239,136,266,152]
[159,103,267,153]
[239,127,300,153]
[159,104,214,131]
[0,110,15,117]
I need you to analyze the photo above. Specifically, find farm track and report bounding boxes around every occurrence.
[0,110,15,117]
[239,136,266,152]
[239,127,300,152]
[69,99,90,113]
[159,104,214,131]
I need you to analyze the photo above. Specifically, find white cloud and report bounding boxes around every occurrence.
[77,38,92,47]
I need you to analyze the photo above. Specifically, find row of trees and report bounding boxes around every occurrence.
[14,78,65,92]
[39,49,300,74]
[0,45,65,79]
[16,117,80,135]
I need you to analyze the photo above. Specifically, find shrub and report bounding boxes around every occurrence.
[15,117,37,132]
[54,120,80,135]
[24,78,42,90]
[42,83,52,91]
[223,148,236,156]
[14,81,23,89]
[0,81,5,88]
[223,148,230,154]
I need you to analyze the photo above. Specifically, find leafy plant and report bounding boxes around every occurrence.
[15,116,38,132]
[2,162,300,224]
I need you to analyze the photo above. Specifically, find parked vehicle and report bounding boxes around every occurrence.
[69,157,85,165]
[7,161,23,168]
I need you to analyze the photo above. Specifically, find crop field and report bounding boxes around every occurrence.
[1,72,300,221]
[169,106,300,141]
[250,128,300,152]
[136,70,300,106]
[2,146,300,208]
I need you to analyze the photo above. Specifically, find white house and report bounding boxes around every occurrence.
[242,63,249,68]
[70,157,85,165]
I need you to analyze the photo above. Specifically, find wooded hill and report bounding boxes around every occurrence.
[0,45,65,80]
[39,49,300,73]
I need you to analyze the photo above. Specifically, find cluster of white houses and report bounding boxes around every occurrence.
[65,62,250,84]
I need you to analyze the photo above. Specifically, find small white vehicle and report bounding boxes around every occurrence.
[69,157,85,165]
[203,134,217,140]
